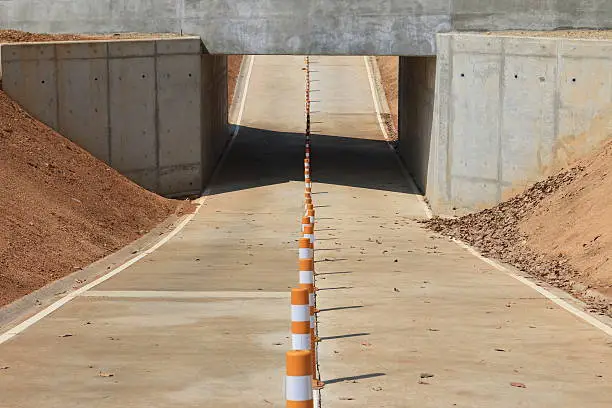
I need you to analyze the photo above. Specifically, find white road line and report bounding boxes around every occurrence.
[363,56,434,220]
[81,290,288,299]
[454,240,612,336]
[0,55,257,346]
[363,56,611,337]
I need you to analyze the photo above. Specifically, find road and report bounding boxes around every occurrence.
[0,55,611,407]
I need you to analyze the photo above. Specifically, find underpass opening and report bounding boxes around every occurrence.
[213,55,429,202]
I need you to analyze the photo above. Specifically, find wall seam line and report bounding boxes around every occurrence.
[53,44,60,132]
[553,40,561,159]
[446,35,454,203]
[496,39,506,202]
[106,43,112,165]
[154,42,161,192]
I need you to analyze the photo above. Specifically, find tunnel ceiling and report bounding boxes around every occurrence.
[1,0,611,55]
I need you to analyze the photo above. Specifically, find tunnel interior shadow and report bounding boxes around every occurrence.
[209,126,420,196]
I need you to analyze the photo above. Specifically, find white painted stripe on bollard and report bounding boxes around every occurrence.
[299,270,314,285]
[292,305,310,322]
[292,333,310,351]
[299,247,313,260]
[286,375,313,401]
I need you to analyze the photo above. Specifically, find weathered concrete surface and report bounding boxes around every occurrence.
[1,1,611,55]
[421,32,612,213]
[1,55,611,407]
[398,56,437,193]
[0,38,228,196]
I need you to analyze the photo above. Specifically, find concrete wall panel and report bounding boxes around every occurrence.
[556,54,612,166]
[501,55,556,185]
[57,58,110,162]
[1,37,226,197]
[450,177,499,209]
[450,52,501,180]
[2,44,58,129]
[108,57,157,180]
[398,56,436,193]
[159,164,201,195]
[424,32,612,214]
[157,54,201,168]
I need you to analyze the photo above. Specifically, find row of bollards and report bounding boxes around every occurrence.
[285,56,323,408]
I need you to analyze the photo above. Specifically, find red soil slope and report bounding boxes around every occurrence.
[0,90,179,306]
[426,139,612,315]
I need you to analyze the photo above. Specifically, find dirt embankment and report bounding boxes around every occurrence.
[426,139,612,316]
[375,57,399,135]
[0,90,182,307]
[227,56,244,107]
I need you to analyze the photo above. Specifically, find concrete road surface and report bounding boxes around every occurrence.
[0,56,611,407]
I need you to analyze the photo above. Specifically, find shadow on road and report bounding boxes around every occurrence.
[209,126,420,196]
[324,372,386,385]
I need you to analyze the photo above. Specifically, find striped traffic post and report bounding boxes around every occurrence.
[301,216,311,232]
[303,224,314,246]
[291,288,311,351]
[304,197,312,212]
[306,208,315,226]
[299,237,313,260]
[286,350,313,408]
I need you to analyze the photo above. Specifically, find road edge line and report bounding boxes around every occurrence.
[453,239,612,336]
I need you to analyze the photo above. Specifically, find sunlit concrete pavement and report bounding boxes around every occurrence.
[0,56,611,407]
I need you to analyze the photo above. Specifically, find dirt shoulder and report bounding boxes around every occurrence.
[424,139,612,316]
[0,29,185,43]
[375,57,399,137]
[227,55,244,107]
[0,90,182,307]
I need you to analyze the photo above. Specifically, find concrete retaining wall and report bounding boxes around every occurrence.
[398,56,437,193]
[1,1,611,55]
[0,38,229,196]
[423,32,612,213]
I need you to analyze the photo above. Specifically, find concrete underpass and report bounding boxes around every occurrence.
[0,55,610,407]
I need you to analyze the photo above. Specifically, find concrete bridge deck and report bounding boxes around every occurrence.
[1,1,612,55]
[0,55,611,407]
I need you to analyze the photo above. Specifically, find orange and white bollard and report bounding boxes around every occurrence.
[304,174,311,185]
[286,350,313,408]
[299,264,323,389]
[303,224,314,246]
[298,237,313,260]
[304,197,312,212]
[301,216,311,232]
[305,203,314,219]
[306,208,315,226]
[291,288,311,351]
[299,258,315,293]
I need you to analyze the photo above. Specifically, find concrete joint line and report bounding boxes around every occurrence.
[0,54,257,346]
[81,291,288,299]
